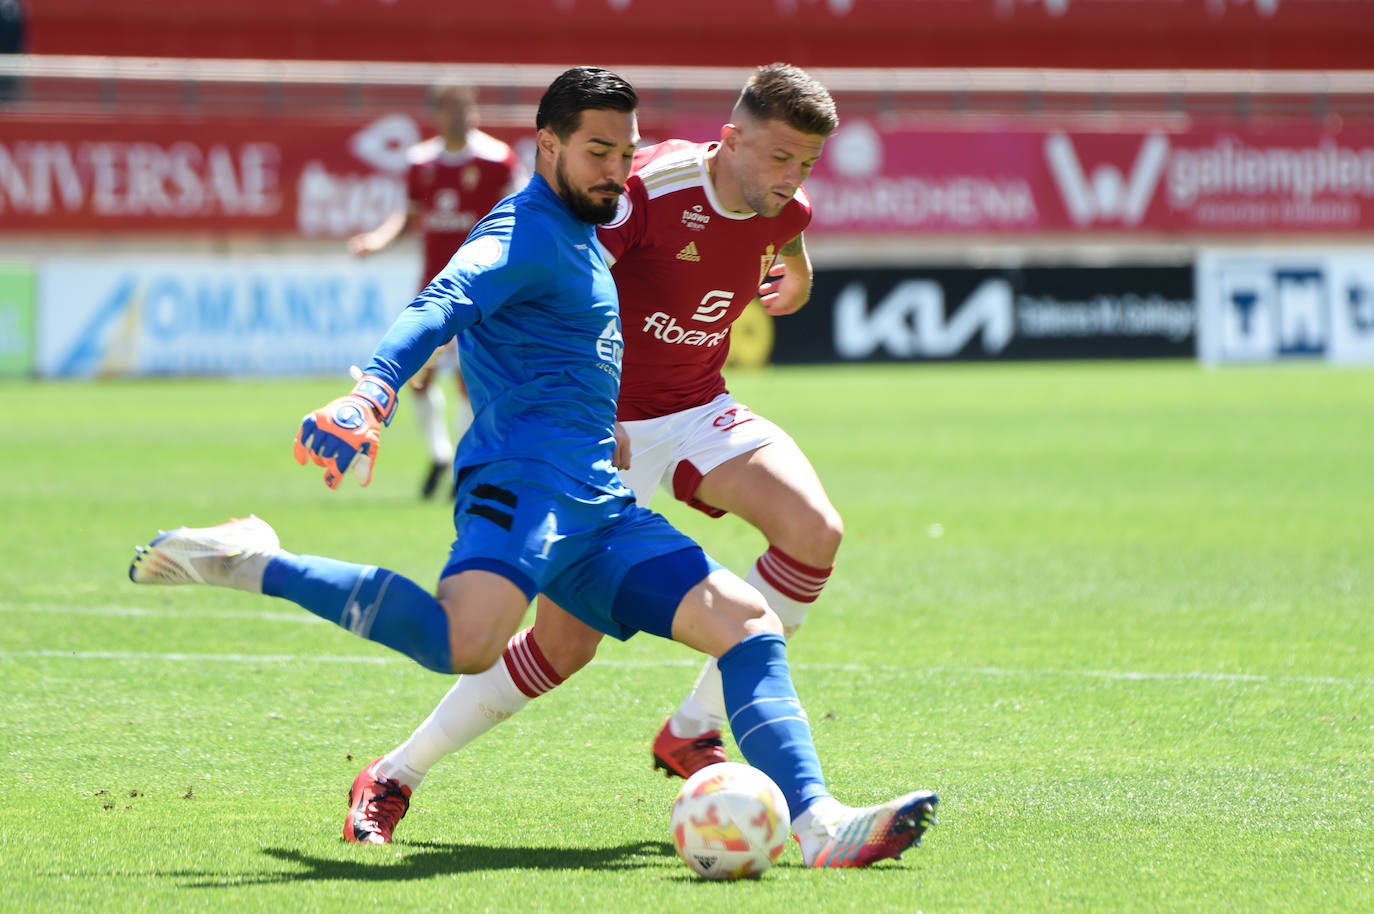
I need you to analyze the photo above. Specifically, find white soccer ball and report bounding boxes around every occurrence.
[670,762,791,880]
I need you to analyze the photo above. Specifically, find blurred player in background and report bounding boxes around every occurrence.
[130,65,937,868]
[349,62,849,841]
[349,82,527,498]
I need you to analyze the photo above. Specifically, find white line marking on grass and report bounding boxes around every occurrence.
[923,664,1368,688]
[0,604,325,624]
[4,650,391,664]
[0,650,1368,687]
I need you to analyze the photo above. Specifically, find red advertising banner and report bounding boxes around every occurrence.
[801,121,1374,235]
[4,112,1374,236]
[0,114,532,236]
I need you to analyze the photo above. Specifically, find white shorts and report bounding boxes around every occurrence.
[620,392,794,518]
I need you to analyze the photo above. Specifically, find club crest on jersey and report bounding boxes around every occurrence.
[758,244,776,285]
[604,194,632,230]
[681,205,711,231]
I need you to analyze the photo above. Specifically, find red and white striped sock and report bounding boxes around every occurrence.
[502,627,564,698]
[381,628,563,789]
[753,546,833,633]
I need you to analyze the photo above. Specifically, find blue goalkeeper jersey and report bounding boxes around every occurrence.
[361,173,627,493]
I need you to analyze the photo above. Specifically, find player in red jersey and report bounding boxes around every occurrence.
[347,64,845,843]
[349,83,527,498]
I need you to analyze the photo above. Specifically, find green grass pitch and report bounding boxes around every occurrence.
[4,361,1371,913]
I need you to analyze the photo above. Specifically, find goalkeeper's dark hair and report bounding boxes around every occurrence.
[536,67,639,141]
[734,63,838,137]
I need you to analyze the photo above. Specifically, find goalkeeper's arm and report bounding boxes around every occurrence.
[295,278,468,489]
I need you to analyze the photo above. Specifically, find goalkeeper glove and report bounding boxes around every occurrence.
[293,373,398,490]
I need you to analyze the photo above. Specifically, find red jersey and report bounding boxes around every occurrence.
[406,130,525,284]
[598,140,811,421]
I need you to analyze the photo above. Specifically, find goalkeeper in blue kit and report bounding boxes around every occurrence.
[128,66,937,868]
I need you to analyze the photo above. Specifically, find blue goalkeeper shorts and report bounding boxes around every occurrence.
[442,459,721,640]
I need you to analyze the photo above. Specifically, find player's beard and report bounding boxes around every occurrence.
[554,152,623,224]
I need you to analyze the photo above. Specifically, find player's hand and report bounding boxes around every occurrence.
[346,232,379,258]
[758,262,808,316]
[612,422,632,471]
[293,374,398,490]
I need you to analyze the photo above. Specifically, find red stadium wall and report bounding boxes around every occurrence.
[22,0,1374,71]
[7,111,1374,239]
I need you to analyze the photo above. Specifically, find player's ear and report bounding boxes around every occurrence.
[536,127,560,163]
[720,122,741,151]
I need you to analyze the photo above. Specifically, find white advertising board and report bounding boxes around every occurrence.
[1197,249,1374,365]
[37,256,419,378]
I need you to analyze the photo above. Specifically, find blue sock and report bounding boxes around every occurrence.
[262,553,452,673]
[717,632,830,820]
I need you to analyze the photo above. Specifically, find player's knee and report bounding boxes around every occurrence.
[724,582,782,638]
[540,636,598,678]
[447,635,507,675]
[810,505,844,558]
[745,604,785,639]
[772,505,844,567]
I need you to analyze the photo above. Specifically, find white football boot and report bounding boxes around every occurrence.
[129,515,280,593]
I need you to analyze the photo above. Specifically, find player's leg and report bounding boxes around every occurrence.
[363,419,685,820]
[695,436,843,629]
[572,502,935,868]
[350,600,600,843]
[127,465,567,676]
[371,597,604,793]
[345,463,616,842]
[657,410,842,772]
[129,515,472,674]
[409,359,453,499]
[650,562,937,868]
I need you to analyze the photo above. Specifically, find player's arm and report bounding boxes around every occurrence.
[758,232,813,317]
[348,202,421,257]
[298,217,529,490]
[293,275,465,489]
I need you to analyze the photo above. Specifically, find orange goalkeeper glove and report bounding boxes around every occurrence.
[293,373,398,490]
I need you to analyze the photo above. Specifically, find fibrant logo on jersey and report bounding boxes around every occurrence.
[1196,250,1374,364]
[35,257,416,378]
[770,266,1195,364]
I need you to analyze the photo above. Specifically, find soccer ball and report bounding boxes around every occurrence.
[670,762,791,880]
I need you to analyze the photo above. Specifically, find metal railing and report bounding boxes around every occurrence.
[3,55,1373,125]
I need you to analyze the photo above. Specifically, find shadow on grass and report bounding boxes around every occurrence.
[179,839,678,887]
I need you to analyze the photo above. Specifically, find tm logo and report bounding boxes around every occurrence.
[1044,132,1169,226]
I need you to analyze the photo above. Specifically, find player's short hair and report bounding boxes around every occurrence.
[429,83,476,109]
[536,67,638,140]
[734,63,839,138]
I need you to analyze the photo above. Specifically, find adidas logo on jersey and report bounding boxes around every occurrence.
[676,242,701,262]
